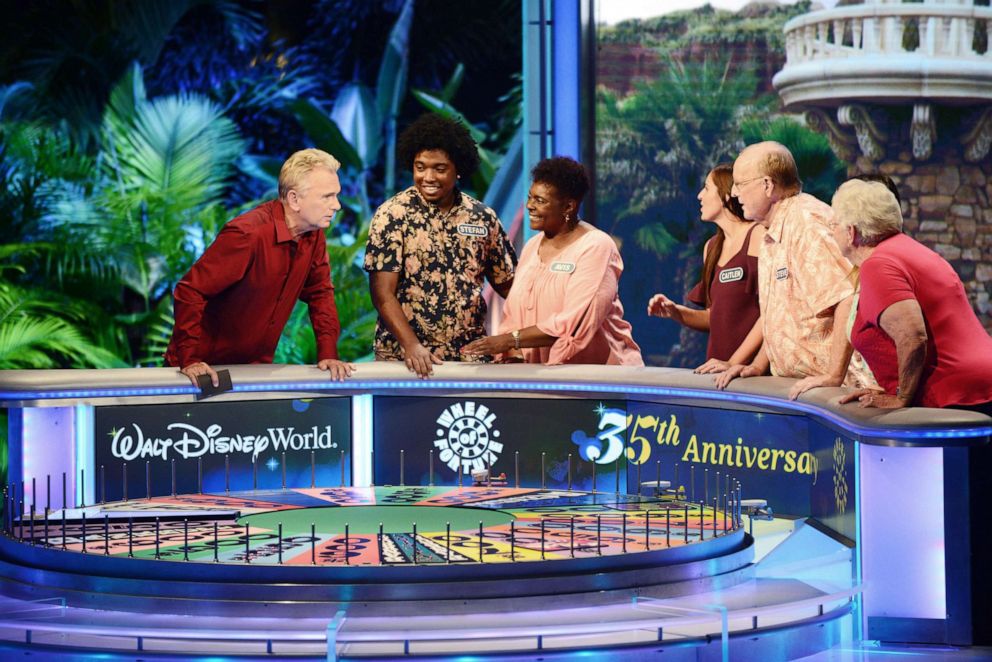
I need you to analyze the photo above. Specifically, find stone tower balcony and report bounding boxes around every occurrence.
[776,0,992,109]
[773,0,992,164]
[772,0,992,327]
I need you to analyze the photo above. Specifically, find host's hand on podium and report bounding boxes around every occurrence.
[180,361,218,389]
[318,358,356,382]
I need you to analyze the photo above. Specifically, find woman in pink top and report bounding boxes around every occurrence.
[461,157,643,366]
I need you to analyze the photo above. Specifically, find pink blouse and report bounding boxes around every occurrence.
[499,225,643,366]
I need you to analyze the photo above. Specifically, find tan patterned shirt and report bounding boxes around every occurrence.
[759,193,873,387]
[364,187,517,360]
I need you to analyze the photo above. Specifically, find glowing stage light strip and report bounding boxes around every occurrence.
[351,394,373,487]
[20,409,37,506]
[3,379,990,441]
[0,386,197,399]
[854,439,865,641]
[74,404,94,506]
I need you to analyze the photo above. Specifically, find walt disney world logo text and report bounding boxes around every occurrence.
[110,423,336,463]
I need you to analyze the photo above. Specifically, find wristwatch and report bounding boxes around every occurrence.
[510,329,521,350]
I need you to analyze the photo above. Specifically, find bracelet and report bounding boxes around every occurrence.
[510,329,521,350]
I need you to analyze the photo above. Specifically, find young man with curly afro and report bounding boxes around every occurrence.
[363,113,517,378]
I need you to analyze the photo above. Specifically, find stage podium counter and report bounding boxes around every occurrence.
[0,363,989,645]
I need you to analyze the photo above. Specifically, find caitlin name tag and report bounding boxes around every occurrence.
[718,267,744,283]
[550,262,576,273]
[775,267,789,281]
[457,224,487,237]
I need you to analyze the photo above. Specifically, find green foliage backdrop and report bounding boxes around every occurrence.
[0,0,522,370]
[595,2,844,366]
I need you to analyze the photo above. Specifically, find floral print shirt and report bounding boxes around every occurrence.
[759,193,874,388]
[364,187,517,360]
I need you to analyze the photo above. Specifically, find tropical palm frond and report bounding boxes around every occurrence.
[0,316,122,369]
[274,302,318,366]
[0,121,96,240]
[103,66,245,211]
[335,317,377,362]
[596,54,759,254]
[98,64,246,300]
[0,284,124,369]
[115,0,263,66]
[0,121,119,290]
[633,223,680,257]
[3,1,266,143]
[129,300,175,367]
[0,82,33,121]
[0,244,41,265]
[36,179,119,284]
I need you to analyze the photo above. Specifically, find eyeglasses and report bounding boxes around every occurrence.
[732,176,766,190]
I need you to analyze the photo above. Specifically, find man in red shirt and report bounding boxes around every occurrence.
[165,149,355,387]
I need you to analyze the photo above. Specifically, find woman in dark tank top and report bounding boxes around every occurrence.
[647,164,763,370]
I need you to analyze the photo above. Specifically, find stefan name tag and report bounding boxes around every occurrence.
[718,267,744,283]
[775,267,789,281]
[550,261,576,273]
[457,224,487,237]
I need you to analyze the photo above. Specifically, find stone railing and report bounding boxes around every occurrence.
[774,0,992,109]
[784,0,992,64]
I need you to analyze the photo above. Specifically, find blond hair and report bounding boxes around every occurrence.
[832,179,902,246]
[278,149,341,200]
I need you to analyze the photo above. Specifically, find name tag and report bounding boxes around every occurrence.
[718,267,744,283]
[457,224,487,237]
[775,267,789,281]
[550,262,576,273]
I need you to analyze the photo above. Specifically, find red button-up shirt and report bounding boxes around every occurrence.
[165,200,340,367]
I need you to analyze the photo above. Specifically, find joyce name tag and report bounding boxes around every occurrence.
[718,266,744,283]
[775,266,789,281]
[457,224,487,237]
[550,261,576,273]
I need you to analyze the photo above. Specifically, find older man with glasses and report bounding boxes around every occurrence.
[713,141,874,391]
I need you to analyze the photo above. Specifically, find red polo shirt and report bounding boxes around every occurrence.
[852,233,992,408]
[165,200,340,367]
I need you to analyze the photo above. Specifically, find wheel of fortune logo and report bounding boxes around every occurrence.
[434,401,504,473]
[832,437,848,514]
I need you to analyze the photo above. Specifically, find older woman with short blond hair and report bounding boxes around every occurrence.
[832,179,992,412]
